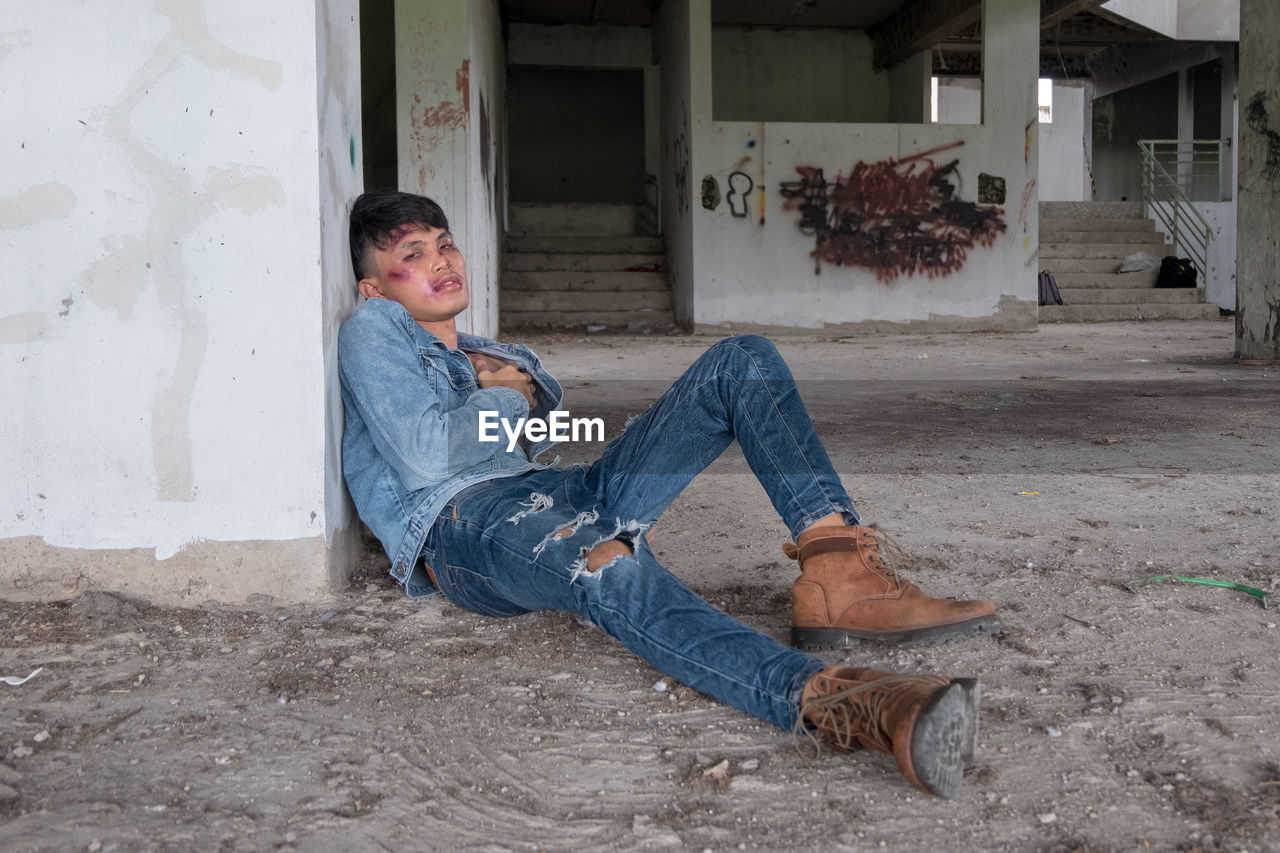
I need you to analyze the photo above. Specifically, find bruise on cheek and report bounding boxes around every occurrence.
[387,265,411,281]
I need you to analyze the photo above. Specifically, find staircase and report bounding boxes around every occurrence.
[1038,201,1220,322]
[501,203,676,333]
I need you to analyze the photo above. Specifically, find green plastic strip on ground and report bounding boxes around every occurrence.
[1125,574,1270,610]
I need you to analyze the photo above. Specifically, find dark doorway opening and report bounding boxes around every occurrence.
[360,0,397,191]
[507,66,645,203]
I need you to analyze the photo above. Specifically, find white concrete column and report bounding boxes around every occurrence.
[982,0,1040,319]
[1236,0,1280,360]
[1,0,362,603]
[1177,67,1194,190]
[394,0,502,337]
[319,0,365,588]
[982,0,1040,131]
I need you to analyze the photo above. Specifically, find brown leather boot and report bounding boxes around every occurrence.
[784,525,999,648]
[798,665,981,799]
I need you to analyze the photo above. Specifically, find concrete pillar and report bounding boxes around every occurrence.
[1084,80,1096,199]
[654,0,709,327]
[1220,48,1237,201]
[1236,0,1280,361]
[982,0,1040,316]
[394,0,503,337]
[888,50,932,123]
[982,0,1039,131]
[1177,68,1194,190]
[2,0,362,603]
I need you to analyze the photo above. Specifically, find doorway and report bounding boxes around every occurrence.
[506,66,645,203]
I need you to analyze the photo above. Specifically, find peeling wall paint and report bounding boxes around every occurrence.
[2,1,343,585]
[395,0,503,338]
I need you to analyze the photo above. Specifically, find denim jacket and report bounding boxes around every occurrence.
[338,297,563,596]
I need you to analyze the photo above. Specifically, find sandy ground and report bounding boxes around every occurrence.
[3,318,1280,852]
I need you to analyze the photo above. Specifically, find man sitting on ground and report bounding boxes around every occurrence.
[338,189,1000,799]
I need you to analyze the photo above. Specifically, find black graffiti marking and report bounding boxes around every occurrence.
[1245,92,1280,181]
[778,166,829,234]
[701,175,720,210]
[726,171,753,218]
[672,103,691,213]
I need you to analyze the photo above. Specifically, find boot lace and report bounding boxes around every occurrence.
[862,525,914,583]
[793,674,914,756]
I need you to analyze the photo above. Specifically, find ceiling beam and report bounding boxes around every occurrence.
[868,0,982,72]
[1041,0,1107,31]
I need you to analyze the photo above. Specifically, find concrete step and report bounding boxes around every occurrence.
[504,271,669,293]
[1051,270,1160,288]
[1039,201,1144,219]
[1057,287,1206,305]
[503,252,664,272]
[501,308,678,331]
[1038,230,1166,245]
[504,290,672,313]
[1040,217,1156,233]
[509,203,638,236]
[1041,257,1153,274]
[506,234,666,254]
[1039,302,1222,322]
[1041,241,1172,259]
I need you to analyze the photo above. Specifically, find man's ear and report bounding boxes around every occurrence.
[358,277,383,300]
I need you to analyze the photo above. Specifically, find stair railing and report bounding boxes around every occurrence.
[1137,139,1218,287]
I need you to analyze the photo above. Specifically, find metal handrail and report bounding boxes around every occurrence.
[1138,139,1215,287]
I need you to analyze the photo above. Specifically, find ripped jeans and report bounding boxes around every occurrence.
[420,335,858,731]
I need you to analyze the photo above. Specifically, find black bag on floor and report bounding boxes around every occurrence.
[1156,256,1197,288]
[1038,271,1063,306]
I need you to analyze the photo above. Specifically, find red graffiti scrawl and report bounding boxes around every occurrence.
[779,142,1006,281]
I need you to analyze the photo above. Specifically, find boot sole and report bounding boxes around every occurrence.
[790,614,1002,650]
[909,681,978,800]
[950,677,981,763]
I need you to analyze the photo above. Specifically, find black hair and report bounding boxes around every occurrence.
[348,189,450,281]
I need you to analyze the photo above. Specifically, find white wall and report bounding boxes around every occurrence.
[1150,201,1238,308]
[1102,0,1239,41]
[1177,0,1239,40]
[1103,0,1179,37]
[1040,82,1091,201]
[1,0,360,602]
[712,28,888,123]
[1198,202,1237,309]
[689,0,1039,331]
[936,77,982,125]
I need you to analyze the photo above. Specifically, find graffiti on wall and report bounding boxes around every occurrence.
[779,142,1006,281]
[726,171,753,218]
[1245,92,1280,182]
[672,102,691,214]
[701,175,720,210]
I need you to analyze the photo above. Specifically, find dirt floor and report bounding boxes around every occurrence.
[3,318,1280,852]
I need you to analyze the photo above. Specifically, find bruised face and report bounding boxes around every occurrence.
[358,226,468,328]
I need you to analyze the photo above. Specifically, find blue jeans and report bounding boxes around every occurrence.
[421,335,859,731]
